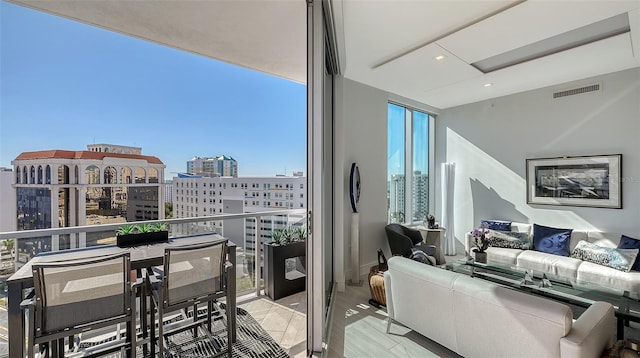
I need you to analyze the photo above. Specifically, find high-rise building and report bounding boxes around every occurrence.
[187,155,238,177]
[172,174,306,252]
[164,180,173,204]
[11,149,165,261]
[388,172,429,223]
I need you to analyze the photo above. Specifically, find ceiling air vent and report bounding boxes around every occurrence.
[553,83,600,99]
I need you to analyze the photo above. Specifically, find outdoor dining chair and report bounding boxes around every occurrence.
[147,239,233,358]
[21,252,139,357]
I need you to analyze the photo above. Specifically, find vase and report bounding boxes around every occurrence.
[474,251,487,264]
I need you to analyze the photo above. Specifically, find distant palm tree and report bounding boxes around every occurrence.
[2,239,14,255]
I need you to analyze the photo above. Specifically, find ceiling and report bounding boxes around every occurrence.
[7,0,307,84]
[336,0,640,109]
[8,0,640,109]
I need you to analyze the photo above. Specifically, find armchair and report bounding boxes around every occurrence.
[385,224,438,265]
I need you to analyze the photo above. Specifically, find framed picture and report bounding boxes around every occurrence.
[526,154,622,209]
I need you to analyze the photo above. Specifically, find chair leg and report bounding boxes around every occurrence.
[226,304,233,358]
[386,317,393,334]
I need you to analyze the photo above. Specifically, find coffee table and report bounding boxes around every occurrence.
[446,258,640,339]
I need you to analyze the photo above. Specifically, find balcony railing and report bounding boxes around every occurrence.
[0,209,306,297]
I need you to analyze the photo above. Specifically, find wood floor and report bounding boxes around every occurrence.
[325,253,640,358]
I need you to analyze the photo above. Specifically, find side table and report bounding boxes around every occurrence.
[416,226,446,264]
[368,264,388,308]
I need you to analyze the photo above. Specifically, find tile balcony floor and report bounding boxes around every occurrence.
[239,291,307,358]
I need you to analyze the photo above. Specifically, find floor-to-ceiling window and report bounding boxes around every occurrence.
[387,102,434,225]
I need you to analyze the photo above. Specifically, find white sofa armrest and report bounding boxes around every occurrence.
[464,232,474,255]
[560,301,615,358]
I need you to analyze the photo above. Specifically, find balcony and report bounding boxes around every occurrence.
[0,210,307,357]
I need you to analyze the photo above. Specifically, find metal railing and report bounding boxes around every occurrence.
[0,209,306,297]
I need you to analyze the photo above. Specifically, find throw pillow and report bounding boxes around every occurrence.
[410,249,436,266]
[571,241,639,272]
[486,230,530,250]
[481,220,512,231]
[532,224,573,257]
[618,234,640,271]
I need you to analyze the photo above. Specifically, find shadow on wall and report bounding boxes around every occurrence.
[470,178,529,226]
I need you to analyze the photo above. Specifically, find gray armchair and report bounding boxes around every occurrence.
[385,224,438,265]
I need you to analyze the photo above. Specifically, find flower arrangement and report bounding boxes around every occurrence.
[471,223,491,253]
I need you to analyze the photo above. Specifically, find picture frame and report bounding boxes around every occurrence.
[526,154,622,209]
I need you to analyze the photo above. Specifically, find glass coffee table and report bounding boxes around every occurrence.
[446,258,640,339]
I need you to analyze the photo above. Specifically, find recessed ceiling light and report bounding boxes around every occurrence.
[434,55,445,61]
[484,83,493,87]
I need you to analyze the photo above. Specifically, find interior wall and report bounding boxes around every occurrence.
[436,67,640,245]
[333,77,439,282]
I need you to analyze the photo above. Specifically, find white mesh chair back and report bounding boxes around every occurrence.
[163,240,227,307]
[32,252,131,335]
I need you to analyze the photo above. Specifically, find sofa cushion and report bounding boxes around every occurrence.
[571,241,638,272]
[532,224,573,257]
[486,247,523,266]
[516,250,583,279]
[481,220,511,231]
[576,261,640,296]
[487,230,530,250]
[617,235,640,271]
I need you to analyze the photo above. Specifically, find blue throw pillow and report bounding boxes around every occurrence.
[481,220,512,231]
[532,224,573,257]
[618,235,640,271]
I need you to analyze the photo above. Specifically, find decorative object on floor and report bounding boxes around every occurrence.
[349,163,363,286]
[264,225,306,300]
[526,154,622,208]
[602,339,640,358]
[163,305,289,358]
[471,223,490,263]
[441,162,456,255]
[368,264,387,308]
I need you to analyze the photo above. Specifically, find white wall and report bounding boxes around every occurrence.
[436,68,640,244]
[334,78,439,284]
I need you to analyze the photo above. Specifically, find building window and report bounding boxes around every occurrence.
[387,102,433,224]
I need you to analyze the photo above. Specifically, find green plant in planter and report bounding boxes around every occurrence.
[271,229,284,245]
[151,222,168,232]
[292,225,306,242]
[135,223,154,233]
[116,224,136,235]
[281,227,294,245]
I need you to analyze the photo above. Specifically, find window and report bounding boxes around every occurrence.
[387,102,433,224]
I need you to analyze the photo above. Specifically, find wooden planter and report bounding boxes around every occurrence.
[117,231,169,247]
[263,241,306,300]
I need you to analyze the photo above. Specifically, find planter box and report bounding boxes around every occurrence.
[117,231,169,247]
[263,241,306,300]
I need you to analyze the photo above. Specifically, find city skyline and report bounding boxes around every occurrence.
[0,2,307,178]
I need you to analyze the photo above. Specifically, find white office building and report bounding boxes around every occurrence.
[0,167,17,233]
[172,173,306,251]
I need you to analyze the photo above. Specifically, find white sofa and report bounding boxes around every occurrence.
[384,256,615,358]
[464,222,640,297]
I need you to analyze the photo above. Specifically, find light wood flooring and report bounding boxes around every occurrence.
[325,251,640,358]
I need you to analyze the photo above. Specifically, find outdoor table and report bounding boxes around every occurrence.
[7,233,237,358]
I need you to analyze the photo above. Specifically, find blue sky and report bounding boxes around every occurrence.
[0,2,306,178]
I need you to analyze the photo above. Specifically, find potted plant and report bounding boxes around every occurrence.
[116,222,169,247]
[263,225,306,300]
[471,223,491,263]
